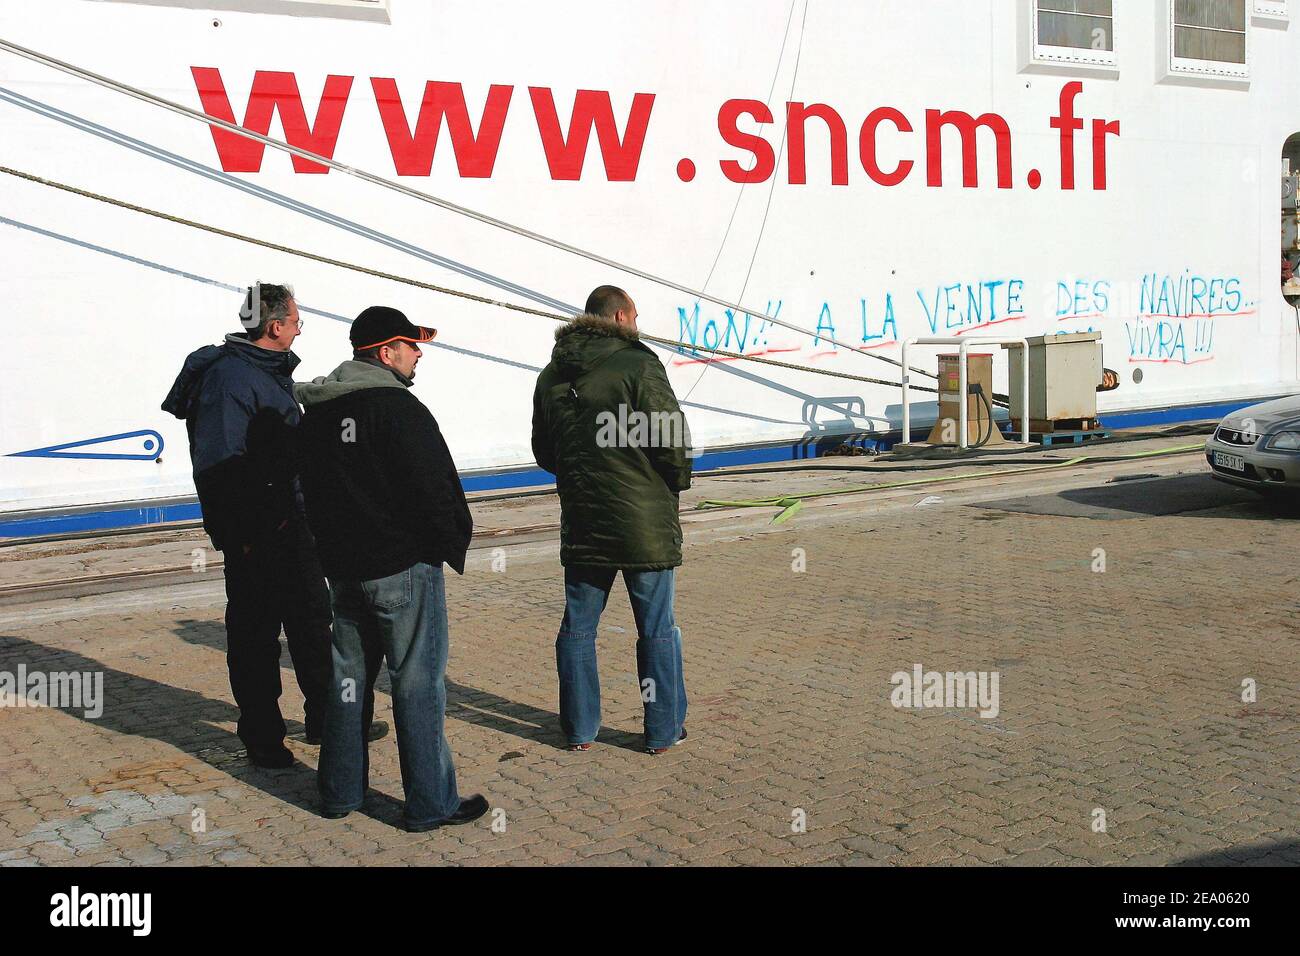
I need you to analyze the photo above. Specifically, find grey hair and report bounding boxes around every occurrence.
[240,283,295,339]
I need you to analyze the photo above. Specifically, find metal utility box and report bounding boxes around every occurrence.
[1006,332,1101,429]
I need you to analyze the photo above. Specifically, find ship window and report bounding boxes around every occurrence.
[1034,0,1115,61]
[1020,0,1118,76]
[103,0,390,23]
[1166,0,1249,79]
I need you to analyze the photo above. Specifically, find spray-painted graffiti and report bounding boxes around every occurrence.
[1055,279,1110,326]
[1121,271,1253,366]
[1138,272,1247,318]
[674,296,903,364]
[916,279,1026,336]
[675,300,787,364]
[1124,315,1216,365]
[671,270,1253,369]
[810,296,901,356]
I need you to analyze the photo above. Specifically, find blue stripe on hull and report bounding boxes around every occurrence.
[0,396,1259,539]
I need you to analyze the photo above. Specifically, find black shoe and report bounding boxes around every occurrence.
[320,808,350,820]
[305,720,390,746]
[403,794,489,833]
[247,744,294,769]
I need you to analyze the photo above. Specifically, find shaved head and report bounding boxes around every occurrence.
[584,285,634,320]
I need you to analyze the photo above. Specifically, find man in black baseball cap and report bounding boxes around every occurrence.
[349,305,438,350]
[295,306,486,831]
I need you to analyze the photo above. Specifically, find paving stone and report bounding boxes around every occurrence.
[1,450,1297,865]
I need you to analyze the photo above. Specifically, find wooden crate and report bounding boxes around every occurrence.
[1011,417,1102,434]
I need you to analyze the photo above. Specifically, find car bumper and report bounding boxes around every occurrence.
[1204,436,1300,490]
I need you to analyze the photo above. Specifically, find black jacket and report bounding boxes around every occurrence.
[295,360,472,581]
[161,334,304,552]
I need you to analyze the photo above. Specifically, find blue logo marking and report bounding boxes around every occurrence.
[7,430,165,461]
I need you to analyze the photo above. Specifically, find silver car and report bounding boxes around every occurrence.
[1205,394,1300,492]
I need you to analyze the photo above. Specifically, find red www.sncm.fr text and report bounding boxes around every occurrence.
[192,69,1118,190]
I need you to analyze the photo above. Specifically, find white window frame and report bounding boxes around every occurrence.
[1031,0,1117,66]
[101,0,391,23]
[1162,0,1251,82]
[1251,0,1288,22]
[1018,0,1119,78]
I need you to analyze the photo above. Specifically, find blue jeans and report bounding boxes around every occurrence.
[319,562,460,825]
[556,567,687,749]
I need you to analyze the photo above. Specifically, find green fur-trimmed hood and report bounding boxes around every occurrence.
[551,313,645,382]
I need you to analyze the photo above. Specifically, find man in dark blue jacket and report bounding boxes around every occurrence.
[163,284,383,768]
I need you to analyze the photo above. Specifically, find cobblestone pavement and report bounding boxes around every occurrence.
[1,448,1298,866]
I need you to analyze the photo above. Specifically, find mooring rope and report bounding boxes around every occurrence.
[0,35,941,382]
[0,162,944,395]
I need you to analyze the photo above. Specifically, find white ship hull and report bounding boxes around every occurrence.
[1,0,1297,528]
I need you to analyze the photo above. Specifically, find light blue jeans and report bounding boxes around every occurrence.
[556,567,687,749]
[319,562,460,825]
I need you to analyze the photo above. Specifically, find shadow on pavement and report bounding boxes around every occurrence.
[173,617,394,703]
[172,618,642,753]
[444,679,645,753]
[972,472,1300,521]
[2,629,462,832]
[1173,840,1300,866]
[0,632,321,817]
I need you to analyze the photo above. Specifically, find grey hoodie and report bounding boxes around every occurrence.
[294,359,408,408]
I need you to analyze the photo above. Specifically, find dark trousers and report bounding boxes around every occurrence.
[221,518,334,751]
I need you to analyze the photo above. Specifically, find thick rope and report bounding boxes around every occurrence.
[0,36,940,381]
[0,163,942,395]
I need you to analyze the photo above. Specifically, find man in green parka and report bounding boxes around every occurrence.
[531,286,692,755]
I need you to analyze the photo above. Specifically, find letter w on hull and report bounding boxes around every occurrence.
[191,67,353,173]
[372,79,513,177]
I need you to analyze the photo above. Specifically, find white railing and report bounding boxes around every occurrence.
[901,337,1031,448]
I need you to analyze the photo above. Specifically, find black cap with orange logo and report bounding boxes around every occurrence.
[349,306,437,351]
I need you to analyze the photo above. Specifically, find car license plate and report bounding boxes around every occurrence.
[1213,451,1245,472]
